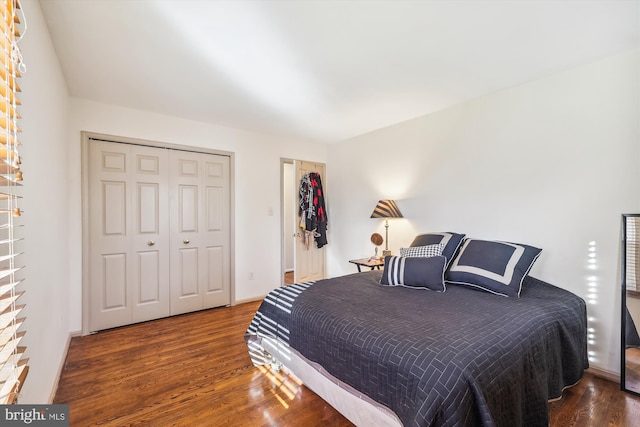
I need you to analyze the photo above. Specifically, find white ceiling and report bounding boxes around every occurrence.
[39,0,639,143]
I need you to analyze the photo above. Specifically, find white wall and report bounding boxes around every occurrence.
[66,99,328,332]
[18,0,71,403]
[327,49,640,375]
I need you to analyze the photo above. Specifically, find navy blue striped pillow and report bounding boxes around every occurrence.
[380,255,446,291]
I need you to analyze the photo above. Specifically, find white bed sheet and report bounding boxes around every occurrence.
[261,336,402,427]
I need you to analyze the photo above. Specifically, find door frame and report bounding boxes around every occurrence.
[81,131,236,335]
[280,158,293,287]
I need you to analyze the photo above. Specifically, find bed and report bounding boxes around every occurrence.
[245,235,588,427]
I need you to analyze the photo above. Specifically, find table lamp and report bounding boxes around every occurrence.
[370,200,403,257]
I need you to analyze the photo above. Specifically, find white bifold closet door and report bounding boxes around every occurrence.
[88,141,230,332]
[169,150,230,315]
[88,141,170,332]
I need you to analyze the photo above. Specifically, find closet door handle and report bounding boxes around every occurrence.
[147,240,155,246]
[183,239,190,245]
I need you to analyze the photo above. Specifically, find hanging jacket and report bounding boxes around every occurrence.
[298,172,328,248]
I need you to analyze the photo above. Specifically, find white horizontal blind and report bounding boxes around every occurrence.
[627,217,639,293]
[0,0,26,404]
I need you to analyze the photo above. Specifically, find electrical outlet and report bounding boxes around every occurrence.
[249,272,254,280]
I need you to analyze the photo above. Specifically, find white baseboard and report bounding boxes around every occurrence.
[234,295,267,305]
[587,365,619,383]
[48,330,81,403]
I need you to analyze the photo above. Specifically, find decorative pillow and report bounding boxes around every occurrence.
[410,232,466,267]
[446,238,542,297]
[400,243,444,258]
[380,255,446,291]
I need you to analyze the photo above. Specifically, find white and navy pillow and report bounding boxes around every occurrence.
[410,232,465,267]
[380,255,446,291]
[400,243,444,258]
[446,238,542,297]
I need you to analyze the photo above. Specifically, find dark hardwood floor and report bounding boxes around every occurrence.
[284,271,294,285]
[55,301,640,426]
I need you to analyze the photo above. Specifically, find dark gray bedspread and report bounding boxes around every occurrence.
[246,271,588,427]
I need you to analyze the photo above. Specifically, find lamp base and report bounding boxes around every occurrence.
[382,249,391,257]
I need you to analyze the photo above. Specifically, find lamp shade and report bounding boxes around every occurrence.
[370,200,403,219]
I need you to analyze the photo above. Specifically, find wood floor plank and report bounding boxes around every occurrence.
[55,301,640,426]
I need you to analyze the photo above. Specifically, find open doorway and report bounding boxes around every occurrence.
[281,158,327,286]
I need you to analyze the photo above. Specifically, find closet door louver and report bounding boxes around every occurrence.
[0,0,27,404]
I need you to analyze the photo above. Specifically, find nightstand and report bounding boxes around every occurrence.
[349,257,385,272]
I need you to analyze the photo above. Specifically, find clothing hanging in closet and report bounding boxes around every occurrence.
[299,172,328,248]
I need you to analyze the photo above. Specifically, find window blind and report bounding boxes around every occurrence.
[627,217,639,293]
[0,0,26,404]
